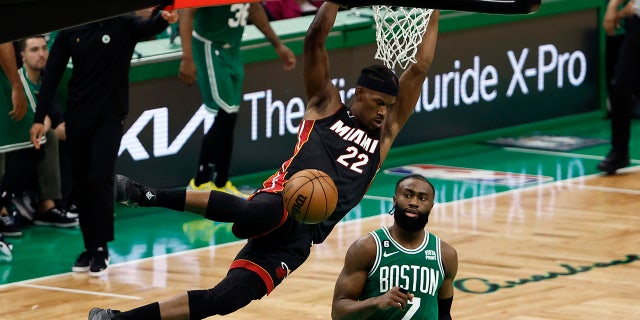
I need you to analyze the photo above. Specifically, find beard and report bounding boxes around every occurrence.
[392,205,429,232]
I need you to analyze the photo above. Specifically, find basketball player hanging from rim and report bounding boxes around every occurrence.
[89,3,440,320]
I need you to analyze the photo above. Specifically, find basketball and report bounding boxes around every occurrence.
[282,169,338,224]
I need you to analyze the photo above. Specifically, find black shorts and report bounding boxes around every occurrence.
[230,192,314,294]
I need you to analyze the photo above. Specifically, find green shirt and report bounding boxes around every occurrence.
[358,227,445,320]
[194,4,251,47]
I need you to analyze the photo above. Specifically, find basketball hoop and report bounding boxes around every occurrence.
[372,6,434,70]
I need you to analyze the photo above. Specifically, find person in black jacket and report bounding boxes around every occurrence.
[29,9,178,277]
[597,0,640,174]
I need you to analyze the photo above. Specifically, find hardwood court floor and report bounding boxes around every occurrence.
[2,170,639,319]
[1,113,640,319]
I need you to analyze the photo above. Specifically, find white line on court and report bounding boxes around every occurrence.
[15,283,142,300]
[5,164,640,296]
[0,239,246,292]
[503,147,640,164]
[363,164,640,205]
[564,183,640,195]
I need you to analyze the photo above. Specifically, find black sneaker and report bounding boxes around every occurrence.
[88,307,120,320]
[89,247,109,277]
[72,251,92,272]
[597,150,630,174]
[34,208,79,227]
[114,174,156,207]
[0,211,21,237]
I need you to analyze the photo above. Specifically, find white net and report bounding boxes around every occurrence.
[372,6,434,70]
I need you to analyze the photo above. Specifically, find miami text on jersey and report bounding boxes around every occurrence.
[330,120,379,154]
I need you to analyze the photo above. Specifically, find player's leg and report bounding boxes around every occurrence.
[0,148,39,237]
[114,174,243,222]
[114,174,193,212]
[209,48,244,193]
[193,108,239,192]
[33,130,77,227]
[225,192,288,239]
[209,108,237,188]
[66,117,99,272]
[114,175,287,238]
[190,37,242,190]
[88,224,313,319]
[187,268,267,317]
[114,174,286,237]
[116,174,298,238]
[191,105,217,189]
[188,228,313,317]
[598,16,640,173]
[36,130,62,207]
[89,268,266,320]
[189,35,219,189]
[77,118,123,276]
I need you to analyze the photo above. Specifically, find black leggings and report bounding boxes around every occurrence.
[609,15,640,153]
[66,116,123,250]
[187,268,266,319]
[205,191,286,239]
[197,109,237,187]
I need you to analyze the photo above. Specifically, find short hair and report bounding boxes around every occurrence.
[395,174,435,195]
[18,35,46,52]
[357,64,399,96]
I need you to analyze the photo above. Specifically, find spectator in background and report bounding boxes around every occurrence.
[0,41,29,238]
[179,4,296,196]
[17,35,77,227]
[264,0,322,20]
[598,0,640,174]
[30,9,179,277]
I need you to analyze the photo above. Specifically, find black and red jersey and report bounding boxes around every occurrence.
[260,104,381,243]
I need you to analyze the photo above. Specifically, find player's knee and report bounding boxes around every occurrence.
[231,211,285,239]
[209,192,284,239]
[233,204,285,239]
[204,191,247,222]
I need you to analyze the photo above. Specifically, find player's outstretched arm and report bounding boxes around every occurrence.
[381,10,440,160]
[303,2,341,117]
